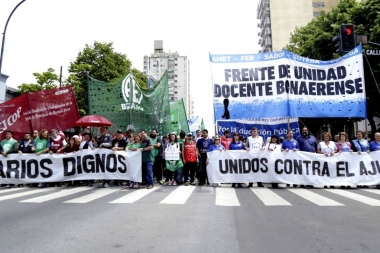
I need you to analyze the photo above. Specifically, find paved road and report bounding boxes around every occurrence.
[0,183,380,253]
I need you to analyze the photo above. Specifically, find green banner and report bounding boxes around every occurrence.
[169,98,190,135]
[88,72,171,135]
[201,118,205,130]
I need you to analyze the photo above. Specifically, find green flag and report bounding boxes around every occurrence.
[88,71,171,135]
[169,98,190,135]
[201,118,205,131]
[170,109,179,134]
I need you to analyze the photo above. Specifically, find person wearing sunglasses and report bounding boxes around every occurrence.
[229,132,249,188]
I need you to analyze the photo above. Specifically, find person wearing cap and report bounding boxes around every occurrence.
[111,130,127,151]
[229,132,250,188]
[182,132,198,186]
[206,136,225,187]
[220,130,232,150]
[97,127,112,149]
[111,130,127,186]
[97,127,113,188]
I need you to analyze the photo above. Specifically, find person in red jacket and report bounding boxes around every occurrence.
[220,130,232,150]
[182,133,199,186]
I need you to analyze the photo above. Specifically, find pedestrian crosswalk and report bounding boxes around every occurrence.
[1,185,380,207]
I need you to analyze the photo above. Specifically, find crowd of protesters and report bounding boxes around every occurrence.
[1,126,380,190]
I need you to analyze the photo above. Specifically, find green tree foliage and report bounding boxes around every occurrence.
[285,0,380,133]
[18,68,58,93]
[66,41,147,115]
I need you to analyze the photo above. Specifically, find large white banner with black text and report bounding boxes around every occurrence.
[207,150,380,186]
[0,149,142,184]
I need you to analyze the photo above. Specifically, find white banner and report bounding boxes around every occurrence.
[0,149,142,184]
[207,150,380,186]
[165,151,179,161]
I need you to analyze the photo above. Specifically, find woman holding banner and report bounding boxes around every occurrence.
[127,135,142,189]
[336,132,353,189]
[351,130,370,188]
[229,132,249,188]
[165,133,183,186]
[32,129,50,188]
[266,135,281,188]
[317,132,337,189]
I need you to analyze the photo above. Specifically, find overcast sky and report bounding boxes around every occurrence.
[0,0,260,131]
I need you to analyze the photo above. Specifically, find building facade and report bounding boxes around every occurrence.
[143,40,193,119]
[257,0,339,53]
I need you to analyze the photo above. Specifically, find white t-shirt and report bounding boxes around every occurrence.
[318,141,337,154]
[247,136,264,150]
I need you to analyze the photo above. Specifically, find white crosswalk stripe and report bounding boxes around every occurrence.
[250,188,292,206]
[215,187,240,206]
[20,187,92,203]
[324,189,380,206]
[0,189,51,201]
[361,189,380,196]
[64,188,120,203]
[109,187,159,203]
[0,188,26,194]
[1,186,380,206]
[160,186,197,205]
[288,188,344,206]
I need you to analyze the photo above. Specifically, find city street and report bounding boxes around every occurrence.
[0,183,379,253]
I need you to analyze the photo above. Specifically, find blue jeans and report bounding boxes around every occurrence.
[199,156,208,184]
[143,161,154,185]
[176,166,184,183]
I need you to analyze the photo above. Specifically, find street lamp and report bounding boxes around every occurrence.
[0,0,27,101]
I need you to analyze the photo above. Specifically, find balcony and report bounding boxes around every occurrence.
[258,38,262,45]
[264,18,271,27]
[264,7,270,17]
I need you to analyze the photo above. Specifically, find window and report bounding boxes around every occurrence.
[312,2,324,8]
[313,11,321,17]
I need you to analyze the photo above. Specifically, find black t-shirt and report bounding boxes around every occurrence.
[111,138,127,148]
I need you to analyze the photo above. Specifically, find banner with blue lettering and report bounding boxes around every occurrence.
[210,45,365,120]
[217,117,299,140]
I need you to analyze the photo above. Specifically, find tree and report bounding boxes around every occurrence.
[18,68,59,93]
[66,41,147,115]
[285,0,380,136]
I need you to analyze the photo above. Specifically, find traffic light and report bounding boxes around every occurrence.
[332,34,342,53]
[340,24,356,52]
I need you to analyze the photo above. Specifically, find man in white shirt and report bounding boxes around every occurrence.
[246,127,264,187]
